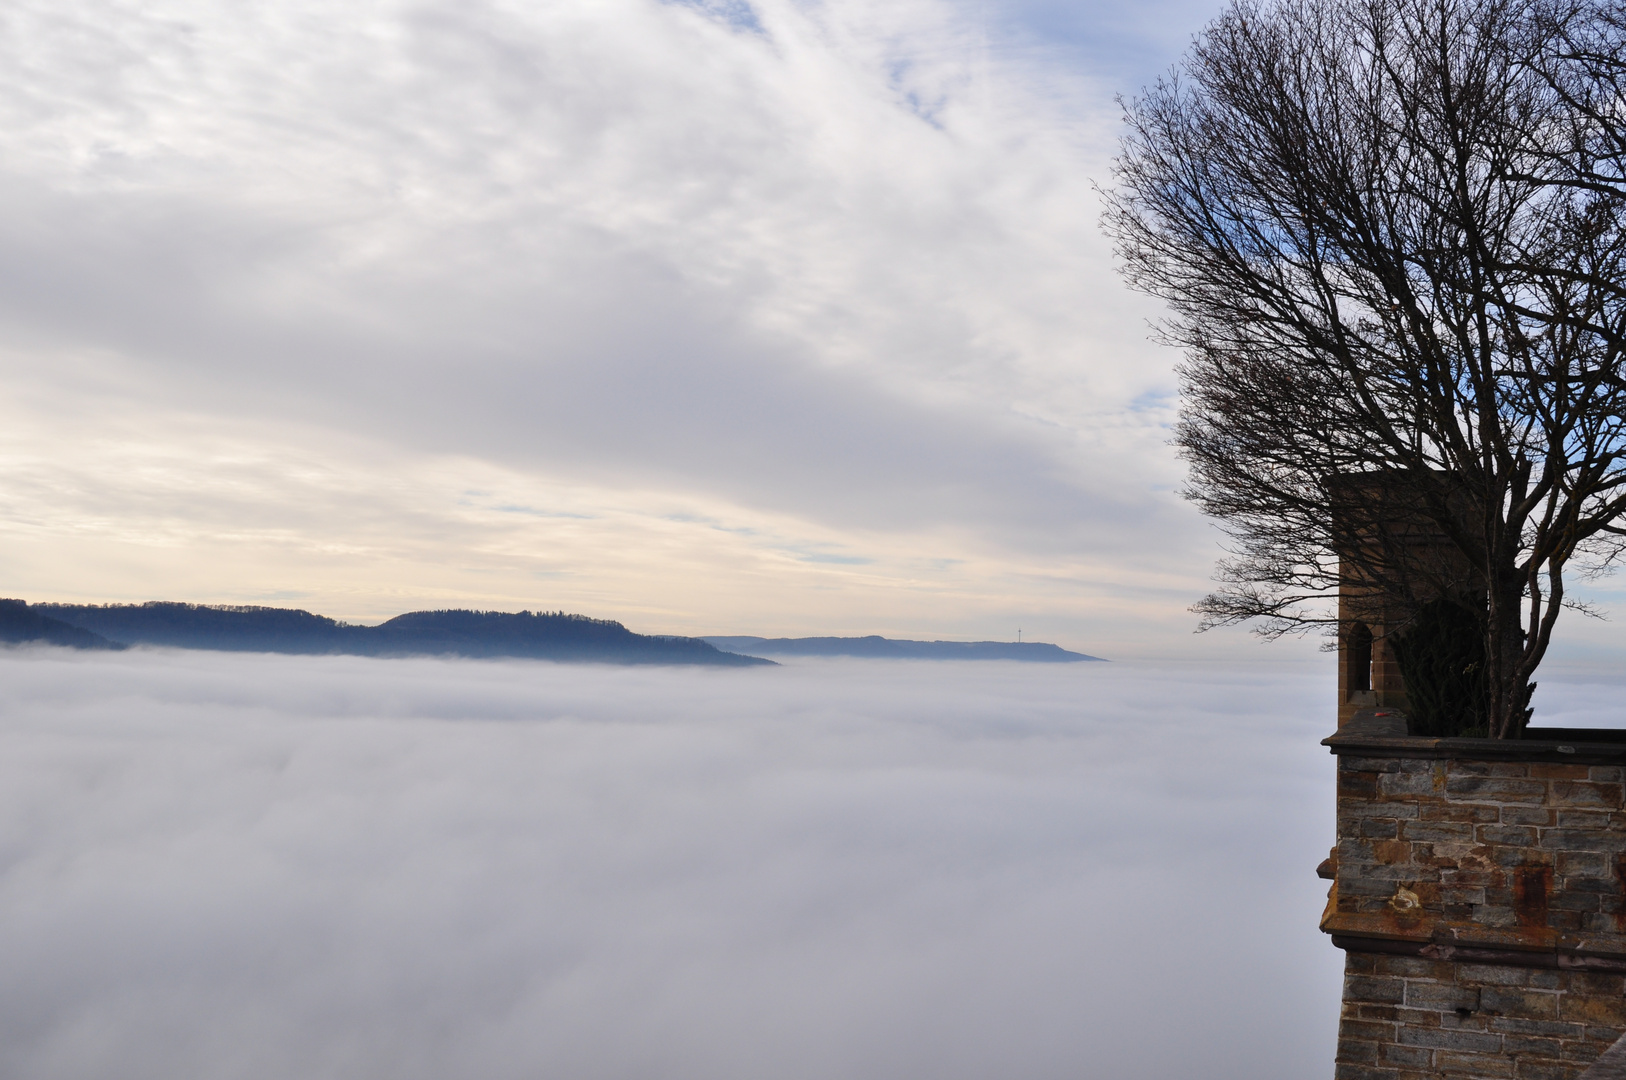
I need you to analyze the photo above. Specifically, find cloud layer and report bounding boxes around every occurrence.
[0,0,1226,648]
[0,648,1347,1079]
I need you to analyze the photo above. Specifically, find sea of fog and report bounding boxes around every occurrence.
[3,648,1619,1080]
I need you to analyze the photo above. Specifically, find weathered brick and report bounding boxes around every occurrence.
[1402,820,1477,842]
[1371,839,1413,864]
[1341,1018,1397,1041]
[1334,1064,1400,1080]
[1487,1016,1585,1038]
[1446,776,1548,802]
[1478,986,1558,1018]
[1458,964,1540,986]
[1557,809,1615,828]
[1580,1026,1626,1047]
[1381,770,1445,796]
[1499,1034,1562,1057]
[1549,781,1624,808]
[1539,829,1626,852]
[1338,1037,1382,1064]
[1347,975,1407,1004]
[1423,802,1502,823]
[1502,806,1557,826]
[1379,1043,1434,1068]
[1396,1026,1503,1052]
[1559,994,1626,1026]
[1566,973,1624,995]
[1531,764,1594,781]
[1435,1049,1515,1076]
[1406,981,1481,1011]
[1477,824,1539,845]
[1517,1060,1587,1080]
[1343,801,1422,820]
[1375,956,1453,979]
[1551,910,1586,931]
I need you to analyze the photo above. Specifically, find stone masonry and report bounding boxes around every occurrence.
[1325,712,1626,1079]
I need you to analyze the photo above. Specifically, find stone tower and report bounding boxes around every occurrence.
[1322,480,1626,1078]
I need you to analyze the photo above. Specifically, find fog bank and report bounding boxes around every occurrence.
[0,649,1360,1079]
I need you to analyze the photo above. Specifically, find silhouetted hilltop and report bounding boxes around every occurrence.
[34,602,773,666]
[38,602,360,653]
[700,635,1104,662]
[0,599,123,650]
[368,609,766,664]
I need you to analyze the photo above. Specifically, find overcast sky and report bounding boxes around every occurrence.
[4,0,1624,659]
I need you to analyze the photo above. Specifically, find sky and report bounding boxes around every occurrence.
[0,0,1258,658]
[6,0,1626,662]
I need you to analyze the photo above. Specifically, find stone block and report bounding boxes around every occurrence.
[1423,803,1503,823]
[1458,964,1539,986]
[1434,1050,1515,1076]
[1334,1065,1401,1080]
[1558,852,1610,876]
[1531,764,1595,781]
[1402,820,1478,842]
[1560,995,1626,1026]
[1566,973,1625,996]
[1382,770,1446,796]
[1478,824,1540,845]
[1347,975,1407,1004]
[1487,1017,1586,1039]
[1407,982,1482,1011]
[1503,806,1558,826]
[1539,830,1626,853]
[1550,782,1624,809]
[1379,1043,1434,1068]
[1343,801,1422,820]
[1478,986,1559,1018]
[1499,1034,1562,1057]
[1341,1018,1398,1041]
[1396,1026,1504,1052]
[1558,809,1616,829]
[1446,777,1549,803]
[1376,956,1454,979]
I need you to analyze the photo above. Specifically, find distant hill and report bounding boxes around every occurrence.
[31,602,773,666]
[700,635,1104,662]
[0,599,123,650]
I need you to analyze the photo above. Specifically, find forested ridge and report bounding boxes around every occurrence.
[7,601,772,665]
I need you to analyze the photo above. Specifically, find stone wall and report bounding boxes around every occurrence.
[1325,712,1626,1079]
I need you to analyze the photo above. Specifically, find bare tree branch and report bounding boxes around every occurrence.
[1105,0,1626,737]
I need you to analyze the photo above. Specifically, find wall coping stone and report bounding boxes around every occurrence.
[1326,709,1626,766]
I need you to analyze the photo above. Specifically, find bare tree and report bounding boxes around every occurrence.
[1105,0,1626,737]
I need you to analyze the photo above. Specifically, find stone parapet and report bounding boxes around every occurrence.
[1325,711,1626,1078]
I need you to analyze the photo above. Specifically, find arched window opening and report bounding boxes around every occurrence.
[1348,623,1373,694]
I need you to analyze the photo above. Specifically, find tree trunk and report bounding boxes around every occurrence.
[1487,580,1531,739]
